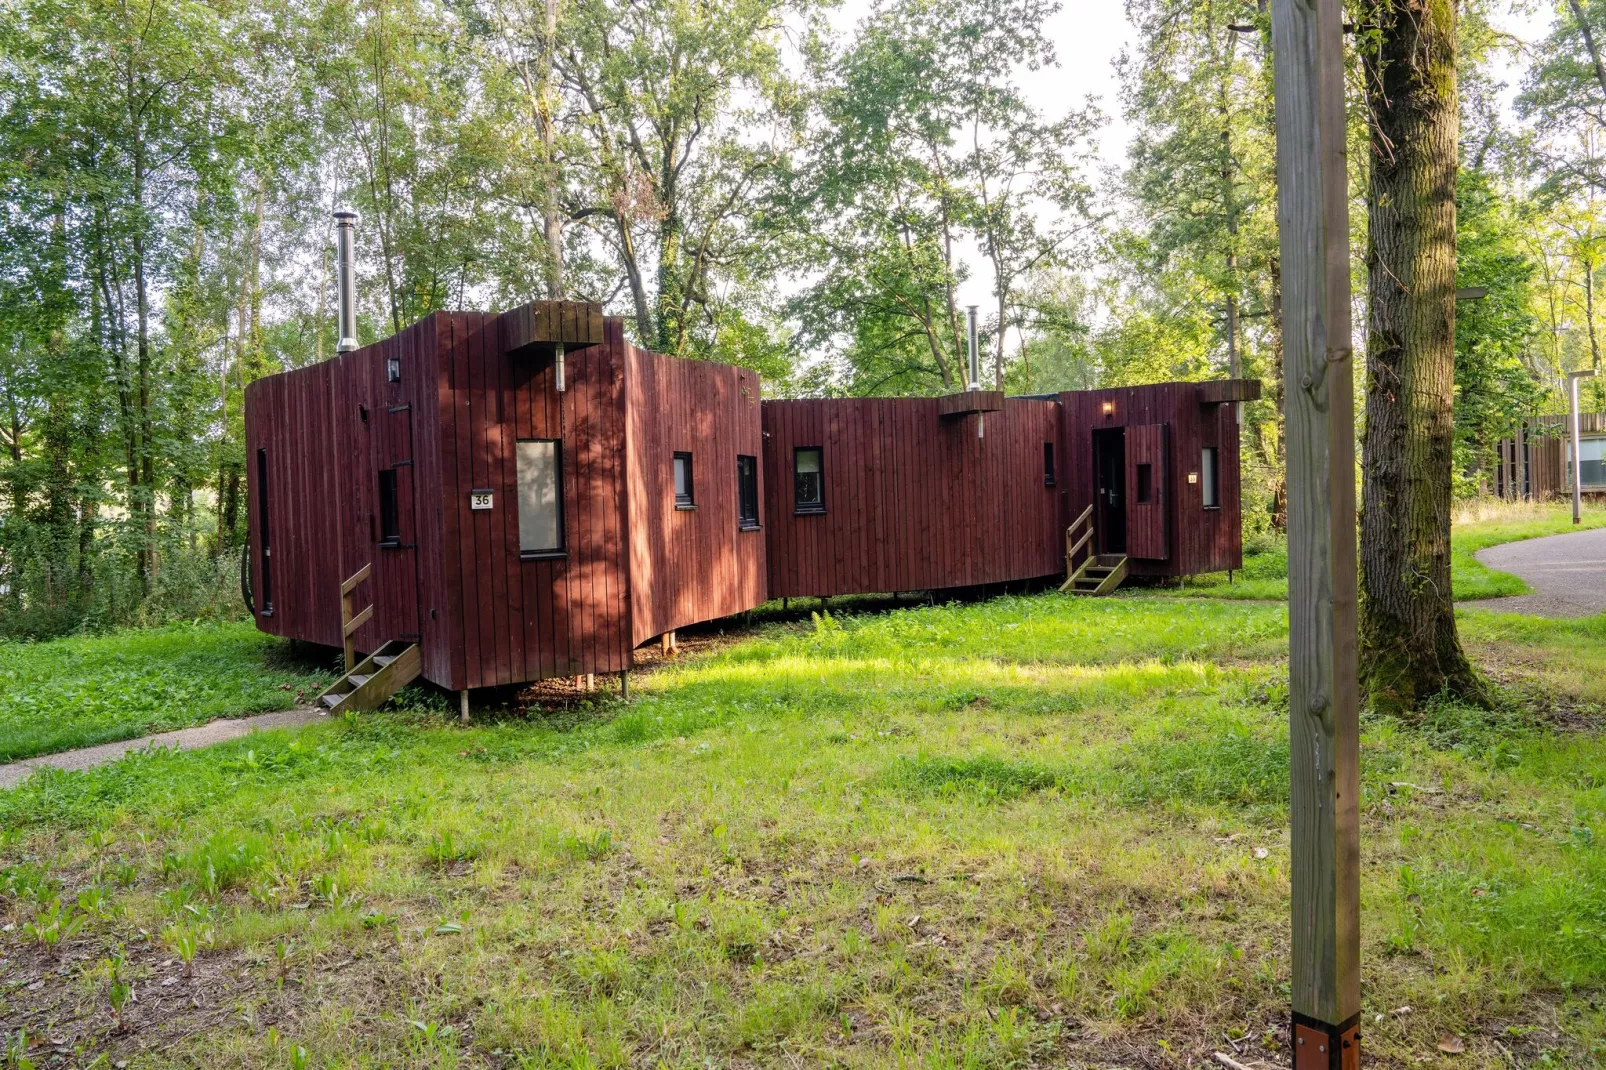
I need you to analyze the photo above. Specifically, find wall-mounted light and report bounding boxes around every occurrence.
[1101,400,1115,417]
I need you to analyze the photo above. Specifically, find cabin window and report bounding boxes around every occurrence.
[1135,463,1153,504]
[256,448,273,614]
[673,452,695,509]
[517,439,564,556]
[794,447,824,513]
[378,469,400,544]
[737,454,760,530]
[386,356,401,382]
[1043,442,1056,486]
[1201,447,1220,509]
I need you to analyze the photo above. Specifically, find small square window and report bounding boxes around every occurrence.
[794,447,824,514]
[386,356,401,382]
[673,452,695,508]
[1201,447,1220,509]
[737,455,760,530]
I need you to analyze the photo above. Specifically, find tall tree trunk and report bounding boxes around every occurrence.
[1360,0,1487,712]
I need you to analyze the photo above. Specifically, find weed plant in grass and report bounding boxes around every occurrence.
[0,620,334,762]
[0,596,1603,1066]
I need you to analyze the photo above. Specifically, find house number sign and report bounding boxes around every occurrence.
[469,490,494,510]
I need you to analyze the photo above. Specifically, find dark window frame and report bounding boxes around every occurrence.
[256,447,273,615]
[737,454,761,531]
[793,446,825,515]
[1201,446,1221,510]
[673,451,696,510]
[378,468,401,545]
[517,437,567,560]
[1043,442,1056,486]
[1135,463,1154,504]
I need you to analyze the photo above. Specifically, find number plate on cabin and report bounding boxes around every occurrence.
[469,490,494,510]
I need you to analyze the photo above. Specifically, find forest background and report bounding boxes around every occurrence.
[0,0,1600,638]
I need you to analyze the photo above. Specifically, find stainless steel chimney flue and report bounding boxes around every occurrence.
[554,344,566,393]
[334,210,360,354]
[966,305,980,391]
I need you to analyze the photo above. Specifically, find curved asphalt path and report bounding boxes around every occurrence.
[1461,525,1606,618]
[0,708,325,791]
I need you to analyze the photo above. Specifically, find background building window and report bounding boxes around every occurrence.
[737,455,760,529]
[1569,438,1606,488]
[378,469,400,544]
[1043,442,1056,485]
[517,439,563,555]
[1201,447,1220,508]
[794,447,824,513]
[673,451,695,508]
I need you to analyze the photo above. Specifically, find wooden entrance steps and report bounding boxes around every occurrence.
[1062,554,1129,596]
[314,640,421,713]
[1058,506,1129,596]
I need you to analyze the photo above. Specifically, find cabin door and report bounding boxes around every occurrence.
[376,403,422,642]
[1124,423,1169,560]
[1092,428,1126,555]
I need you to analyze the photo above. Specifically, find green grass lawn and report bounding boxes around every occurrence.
[1151,500,1606,602]
[0,620,335,763]
[1,596,1602,1067]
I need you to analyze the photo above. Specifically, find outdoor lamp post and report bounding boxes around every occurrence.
[1570,369,1597,526]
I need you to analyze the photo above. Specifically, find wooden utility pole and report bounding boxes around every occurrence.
[1269,1,1361,1066]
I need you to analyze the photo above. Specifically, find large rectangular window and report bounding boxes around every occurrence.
[737,455,760,530]
[673,451,695,508]
[1569,437,1606,489]
[1200,447,1220,509]
[517,439,564,556]
[1135,463,1154,504]
[1043,442,1056,486]
[794,447,824,514]
[378,469,400,544]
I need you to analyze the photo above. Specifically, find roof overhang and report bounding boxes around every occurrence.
[937,390,1005,418]
[1197,378,1263,406]
[498,300,606,359]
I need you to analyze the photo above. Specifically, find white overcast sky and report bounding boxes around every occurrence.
[822,0,1561,317]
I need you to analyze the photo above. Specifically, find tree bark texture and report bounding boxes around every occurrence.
[1360,0,1487,711]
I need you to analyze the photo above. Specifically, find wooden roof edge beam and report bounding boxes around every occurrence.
[498,300,607,359]
[1197,379,1264,406]
[936,390,1005,418]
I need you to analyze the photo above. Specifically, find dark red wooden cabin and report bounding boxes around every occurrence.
[245,298,1258,697]
[245,301,765,695]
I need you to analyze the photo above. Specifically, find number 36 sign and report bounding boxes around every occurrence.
[469,490,494,510]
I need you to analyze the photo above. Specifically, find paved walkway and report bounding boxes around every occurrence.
[0,708,326,790]
[1461,525,1606,618]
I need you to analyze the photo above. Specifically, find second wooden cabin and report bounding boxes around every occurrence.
[245,299,1260,701]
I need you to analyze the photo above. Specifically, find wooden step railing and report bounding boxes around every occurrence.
[341,563,373,673]
[1058,506,1095,593]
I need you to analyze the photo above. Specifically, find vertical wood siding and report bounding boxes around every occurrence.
[243,315,441,659]
[761,397,1064,598]
[625,332,766,645]
[434,311,631,691]
[1059,384,1244,577]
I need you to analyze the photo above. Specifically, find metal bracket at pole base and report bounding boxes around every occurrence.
[1292,1012,1359,1070]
